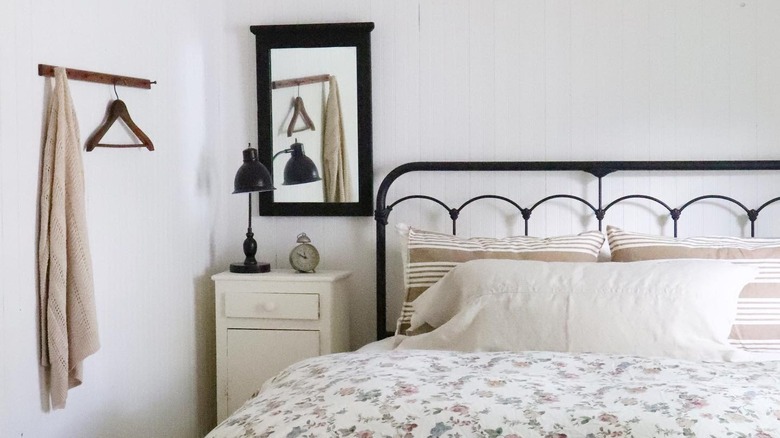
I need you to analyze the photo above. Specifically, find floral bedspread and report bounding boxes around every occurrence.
[207,350,780,438]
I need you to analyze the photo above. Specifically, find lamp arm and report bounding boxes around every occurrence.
[272,148,293,161]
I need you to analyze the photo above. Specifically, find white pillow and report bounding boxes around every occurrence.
[397,259,756,361]
[394,226,605,336]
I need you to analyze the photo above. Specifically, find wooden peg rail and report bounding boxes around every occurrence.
[271,74,330,90]
[38,64,156,89]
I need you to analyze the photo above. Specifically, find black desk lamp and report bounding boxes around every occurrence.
[273,141,321,185]
[230,146,275,273]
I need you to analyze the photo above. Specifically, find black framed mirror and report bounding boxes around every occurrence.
[250,22,374,216]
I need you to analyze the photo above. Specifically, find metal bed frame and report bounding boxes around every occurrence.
[374,160,780,340]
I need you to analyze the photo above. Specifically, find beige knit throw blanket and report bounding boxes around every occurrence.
[322,76,353,202]
[38,67,100,410]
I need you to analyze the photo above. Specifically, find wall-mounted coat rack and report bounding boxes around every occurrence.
[271,74,330,90]
[38,64,156,151]
[38,64,156,89]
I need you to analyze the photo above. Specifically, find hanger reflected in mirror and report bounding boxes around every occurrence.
[286,96,315,137]
[86,97,154,151]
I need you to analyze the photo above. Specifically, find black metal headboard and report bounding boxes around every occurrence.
[374,160,780,340]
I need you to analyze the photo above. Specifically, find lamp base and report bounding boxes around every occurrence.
[229,261,271,273]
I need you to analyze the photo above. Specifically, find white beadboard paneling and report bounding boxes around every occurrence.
[544,0,572,160]
[700,1,732,158]
[419,0,471,162]
[756,1,780,158]
[468,0,496,161]
[0,0,20,432]
[729,0,759,158]
[570,1,599,160]
[516,0,547,160]
[465,0,497,238]
[621,1,651,160]
[648,0,678,160]
[616,173,654,233]
[493,0,525,161]
[371,0,423,232]
[594,0,624,159]
[672,0,705,159]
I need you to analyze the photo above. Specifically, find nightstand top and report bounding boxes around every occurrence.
[212,269,351,282]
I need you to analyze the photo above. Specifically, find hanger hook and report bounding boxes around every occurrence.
[113,82,119,100]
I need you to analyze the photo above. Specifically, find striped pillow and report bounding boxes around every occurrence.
[607,225,780,353]
[397,227,606,336]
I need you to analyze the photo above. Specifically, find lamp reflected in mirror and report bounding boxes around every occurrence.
[273,141,321,185]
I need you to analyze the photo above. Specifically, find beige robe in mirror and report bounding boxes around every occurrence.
[322,76,353,202]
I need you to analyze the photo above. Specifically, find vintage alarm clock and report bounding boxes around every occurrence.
[289,232,320,273]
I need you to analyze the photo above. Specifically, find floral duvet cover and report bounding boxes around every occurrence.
[207,349,780,438]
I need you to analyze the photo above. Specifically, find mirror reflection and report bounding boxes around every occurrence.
[270,47,359,203]
[252,22,374,216]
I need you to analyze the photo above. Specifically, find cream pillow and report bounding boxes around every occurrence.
[398,259,756,361]
[608,226,780,353]
[396,227,605,335]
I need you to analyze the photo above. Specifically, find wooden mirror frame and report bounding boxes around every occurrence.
[251,22,374,216]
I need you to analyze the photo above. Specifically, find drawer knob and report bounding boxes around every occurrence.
[260,302,277,312]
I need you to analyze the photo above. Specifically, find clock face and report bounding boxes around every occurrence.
[290,243,320,272]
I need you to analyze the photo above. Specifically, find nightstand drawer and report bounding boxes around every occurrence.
[225,292,319,320]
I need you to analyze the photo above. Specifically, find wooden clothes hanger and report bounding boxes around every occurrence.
[287,96,315,137]
[86,90,154,151]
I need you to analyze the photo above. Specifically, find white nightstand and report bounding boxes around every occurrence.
[212,269,351,421]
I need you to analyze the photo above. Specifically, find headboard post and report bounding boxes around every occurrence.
[375,215,388,340]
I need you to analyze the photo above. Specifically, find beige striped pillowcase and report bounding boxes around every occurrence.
[607,225,780,353]
[397,228,606,336]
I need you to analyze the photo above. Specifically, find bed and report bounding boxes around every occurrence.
[208,160,780,438]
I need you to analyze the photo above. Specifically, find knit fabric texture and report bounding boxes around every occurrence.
[38,67,100,409]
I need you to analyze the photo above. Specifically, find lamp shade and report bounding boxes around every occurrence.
[233,147,275,193]
[282,142,321,185]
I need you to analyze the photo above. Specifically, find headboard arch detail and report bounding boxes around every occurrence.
[374,160,780,340]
